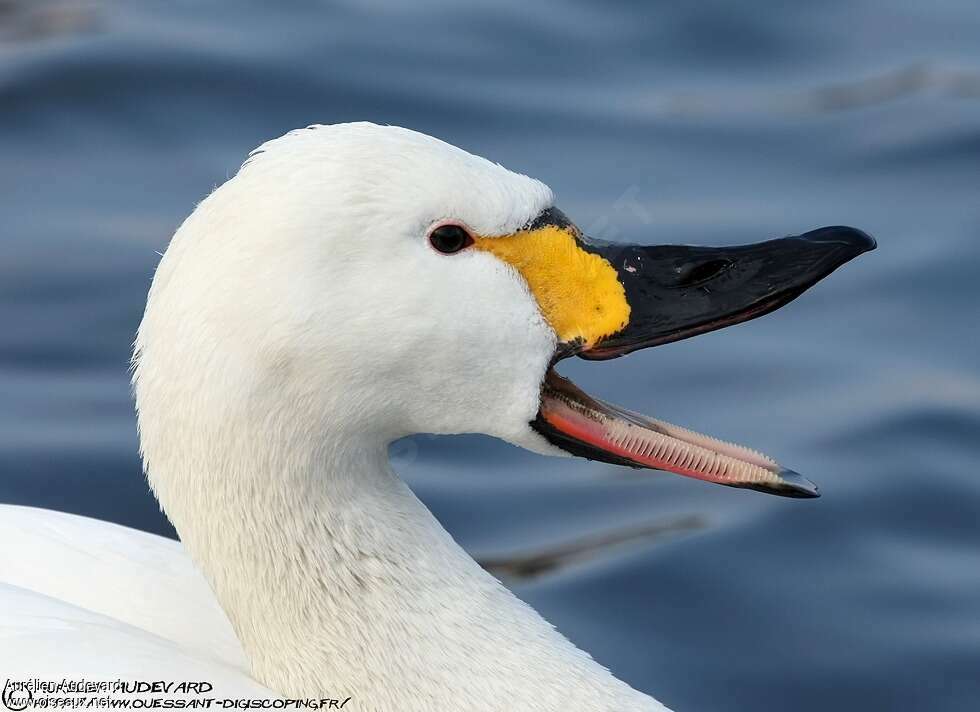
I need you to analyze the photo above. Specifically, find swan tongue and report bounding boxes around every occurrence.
[532,370,819,498]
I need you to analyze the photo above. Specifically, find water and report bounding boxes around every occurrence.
[2,1,979,709]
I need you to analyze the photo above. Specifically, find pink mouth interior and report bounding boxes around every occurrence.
[538,371,817,496]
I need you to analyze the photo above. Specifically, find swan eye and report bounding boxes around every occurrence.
[429,224,474,254]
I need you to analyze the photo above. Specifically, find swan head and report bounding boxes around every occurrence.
[135,122,874,499]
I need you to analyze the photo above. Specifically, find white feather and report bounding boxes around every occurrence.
[2,124,669,711]
[0,505,270,695]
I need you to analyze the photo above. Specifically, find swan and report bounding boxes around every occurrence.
[0,123,875,711]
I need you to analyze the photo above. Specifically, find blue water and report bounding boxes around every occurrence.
[2,1,979,709]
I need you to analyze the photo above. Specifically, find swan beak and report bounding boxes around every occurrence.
[576,226,877,360]
[531,224,876,498]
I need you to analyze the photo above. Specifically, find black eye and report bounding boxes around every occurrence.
[429,224,473,254]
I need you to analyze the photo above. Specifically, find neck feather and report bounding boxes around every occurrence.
[137,389,662,712]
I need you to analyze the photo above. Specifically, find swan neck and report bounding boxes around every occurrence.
[141,406,662,710]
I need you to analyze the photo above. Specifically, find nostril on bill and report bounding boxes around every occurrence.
[675,258,733,287]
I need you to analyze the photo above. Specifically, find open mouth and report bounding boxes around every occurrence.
[534,369,818,497]
[531,225,877,498]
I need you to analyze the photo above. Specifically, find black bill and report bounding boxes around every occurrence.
[531,218,876,498]
[578,226,877,360]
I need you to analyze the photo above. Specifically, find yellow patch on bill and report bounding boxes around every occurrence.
[474,225,630,347]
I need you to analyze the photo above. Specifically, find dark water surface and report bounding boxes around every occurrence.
[2,1,979,710]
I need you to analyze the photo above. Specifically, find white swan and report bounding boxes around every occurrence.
[0,123,874,711]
